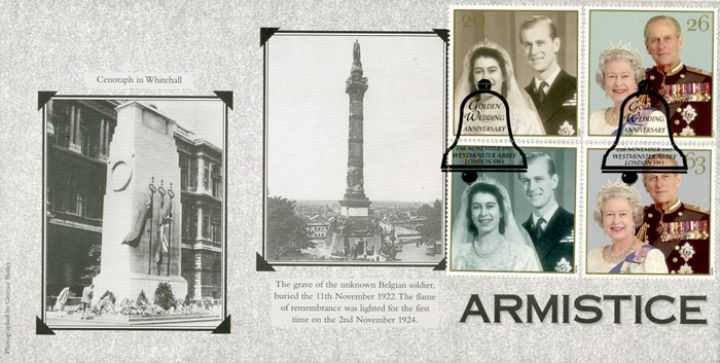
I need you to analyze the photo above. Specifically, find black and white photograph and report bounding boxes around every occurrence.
[452,9,579,136]
[264,32,445,265]
[448,147,577,273]
[43,97,226,329]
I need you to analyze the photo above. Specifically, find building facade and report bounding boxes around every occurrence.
[45,99,223,301]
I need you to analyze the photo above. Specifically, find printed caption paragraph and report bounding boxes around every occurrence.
[271,279,439,327]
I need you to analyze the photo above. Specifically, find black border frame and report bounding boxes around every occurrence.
[261,30,449,268]
[39,92,231,332]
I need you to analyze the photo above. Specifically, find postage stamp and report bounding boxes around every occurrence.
[263,32,446,265]
[42,96,227,329]
[588,9,715,137]
[451,8,579,137]
[585,147,713,275]
[447,146,577,273]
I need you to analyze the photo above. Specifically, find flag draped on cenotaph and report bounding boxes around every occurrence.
[93,102,187,303]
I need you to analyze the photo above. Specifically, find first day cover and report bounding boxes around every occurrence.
[1,0,720,362]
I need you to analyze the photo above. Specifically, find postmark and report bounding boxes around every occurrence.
[451,8,579,137]
[585,147,713,275]
[447,145,578,274]
[588,9,715,137]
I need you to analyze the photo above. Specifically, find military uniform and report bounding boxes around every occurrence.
[636,201,710,274]
[646,64,712,136]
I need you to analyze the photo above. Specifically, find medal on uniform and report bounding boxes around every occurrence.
[663,222,674,241]
[679,242,696,262]
[678,263,694,274]
[666,220,710,240]
[699,220,709,239]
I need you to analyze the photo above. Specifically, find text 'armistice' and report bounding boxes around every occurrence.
[460,294,707,325]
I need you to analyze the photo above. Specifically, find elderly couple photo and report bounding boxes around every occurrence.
[453,11,578,136]
[450,150,575,273]
[586,151,710,275]
[589,11,713,136]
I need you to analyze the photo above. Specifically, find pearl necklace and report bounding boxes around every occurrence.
[604,108,620,127]
[472,237,504,258]
[603,241,637,262]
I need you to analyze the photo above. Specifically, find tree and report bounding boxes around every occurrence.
[417,199,442,255]
[416,204,434,219]
[79,242,101,289]
[267,196,312,259]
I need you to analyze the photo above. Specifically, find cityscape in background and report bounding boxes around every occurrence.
[267,197,442,263]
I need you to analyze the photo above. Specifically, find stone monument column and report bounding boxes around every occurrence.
[328,41,383,257]
[340,40,371,217]
[93,102,187,303]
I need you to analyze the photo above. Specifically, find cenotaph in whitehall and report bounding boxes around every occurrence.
[92,101,187,303]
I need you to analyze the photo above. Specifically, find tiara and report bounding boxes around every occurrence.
[599,179,641,202]
[598,41,641,61]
